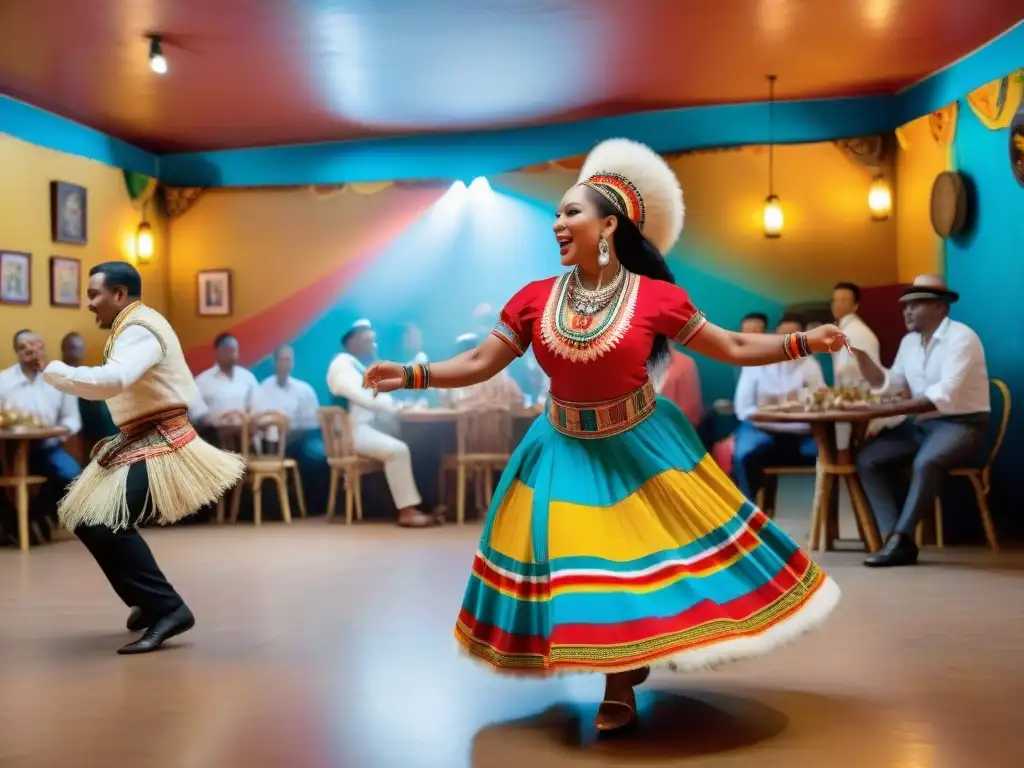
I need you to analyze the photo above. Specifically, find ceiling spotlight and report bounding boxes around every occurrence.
[148,35,168,75]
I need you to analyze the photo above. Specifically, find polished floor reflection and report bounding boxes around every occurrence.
[1,509,1021,768]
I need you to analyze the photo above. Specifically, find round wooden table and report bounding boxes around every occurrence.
[0,426,70,552]
[752,402,933,553]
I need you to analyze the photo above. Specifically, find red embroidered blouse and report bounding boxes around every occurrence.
[491,273,706,403]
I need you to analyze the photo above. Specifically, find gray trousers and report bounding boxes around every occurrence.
[855,415,988,538]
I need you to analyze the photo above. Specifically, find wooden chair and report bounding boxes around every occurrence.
[317,406,384,524]
[756,465,817,519]
[226,412,296,525]
[918,378,1009,551]
[446,406,514,525]
[253,411,308,519]
[213,409,249,524]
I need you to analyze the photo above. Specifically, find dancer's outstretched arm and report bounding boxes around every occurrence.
[688,322,847,366]
[42,325,163,401]
[363,336,516,395]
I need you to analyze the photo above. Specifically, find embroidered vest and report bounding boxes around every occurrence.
[103,303,199,428]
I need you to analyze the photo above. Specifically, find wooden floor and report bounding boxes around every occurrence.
[1,506,1022,768]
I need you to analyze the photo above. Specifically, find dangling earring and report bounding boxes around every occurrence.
[597,236,610,267]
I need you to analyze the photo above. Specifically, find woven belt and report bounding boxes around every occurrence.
[547,380,657,439]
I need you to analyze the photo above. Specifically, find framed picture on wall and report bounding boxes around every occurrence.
[0,251,31,305]
[50,181,88,245]
[197,269,233,316]
[49,256,81,307]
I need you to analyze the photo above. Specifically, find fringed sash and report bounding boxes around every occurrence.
[93,407,197,468]
[59,407,245,532]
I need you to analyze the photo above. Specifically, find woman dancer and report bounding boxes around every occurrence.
[364,139,844,732]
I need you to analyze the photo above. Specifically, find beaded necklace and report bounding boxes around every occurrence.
[539,270,639,363]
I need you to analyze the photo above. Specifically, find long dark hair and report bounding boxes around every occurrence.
[584,186,676,367]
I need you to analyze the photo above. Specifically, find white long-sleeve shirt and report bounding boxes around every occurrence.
[832,313,884,448]
[874,317,990,419]
[43,304,199,428]
[833,314,880,387]
[0,363,81,444]
[42,325,164,402]
[252,376,320,432]
[326,353,398,426]
[194,365,258,417]
[735,357,825,434]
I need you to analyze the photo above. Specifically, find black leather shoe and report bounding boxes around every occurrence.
[118,605,195,655]
[126,606,152,632]
[864,534,919,568]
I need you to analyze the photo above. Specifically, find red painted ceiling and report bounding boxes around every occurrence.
[0,1,1019,153]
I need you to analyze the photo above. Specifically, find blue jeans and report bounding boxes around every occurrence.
[31,442,82,516]
[732,422,817,501]
[31,442,82,486]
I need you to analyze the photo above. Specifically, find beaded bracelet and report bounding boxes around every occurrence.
[782,332,812,360]
[401,363,431,390]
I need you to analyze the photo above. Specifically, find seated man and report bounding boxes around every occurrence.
[0,331,82,541]
[194,333,258,419]
[327,320,438,528]
[252,345,328,513]
[852,276,990,568]
[732,316,824,501]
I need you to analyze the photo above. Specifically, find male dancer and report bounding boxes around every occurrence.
[41,262,245,654]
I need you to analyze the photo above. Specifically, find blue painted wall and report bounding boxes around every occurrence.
[945,102,1024,538]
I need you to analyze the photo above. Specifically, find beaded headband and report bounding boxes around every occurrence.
[581,173,647,232]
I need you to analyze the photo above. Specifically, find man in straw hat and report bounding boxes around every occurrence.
[40,262,245,653]
[851,275,990,568]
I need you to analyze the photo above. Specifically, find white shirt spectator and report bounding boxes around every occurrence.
[832,313,892,448]
[326,352,421,510]
[833,314,880,387]
[875,317,990,419]
[326,353,398,427]
[0,363,81,444]
[252,375,320,432]
[194,365,258,418]
[734,357,826,434]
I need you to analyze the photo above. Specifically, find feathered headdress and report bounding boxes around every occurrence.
[577,138,685,255]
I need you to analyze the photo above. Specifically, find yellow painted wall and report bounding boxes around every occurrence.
[0,134,169,368]
[895,116,951,281]
[671,143,898,295]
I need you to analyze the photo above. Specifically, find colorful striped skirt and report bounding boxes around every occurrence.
[454,394,840,676]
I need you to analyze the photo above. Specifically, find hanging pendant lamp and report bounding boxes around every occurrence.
[763,74,783,238]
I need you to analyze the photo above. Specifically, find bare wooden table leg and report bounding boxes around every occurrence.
[807,423,837,551]
[14,440,30,553]
[845,474,882,552]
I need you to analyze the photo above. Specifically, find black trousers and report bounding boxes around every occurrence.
[74,461,185,617]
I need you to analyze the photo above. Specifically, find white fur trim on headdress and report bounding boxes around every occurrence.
[351,318,372,330]
[577,138,685,255]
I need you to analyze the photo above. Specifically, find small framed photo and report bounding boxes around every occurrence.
[197,269,233,316]
[49,256,81,307]
[0,251,31,305]
[50,181,88,245]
